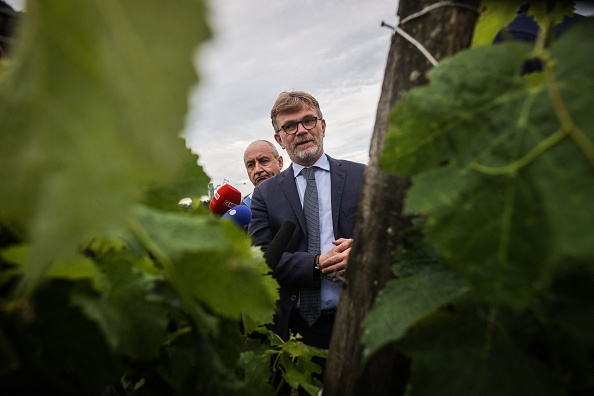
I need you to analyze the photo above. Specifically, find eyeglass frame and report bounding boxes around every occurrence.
[275,115,322,135]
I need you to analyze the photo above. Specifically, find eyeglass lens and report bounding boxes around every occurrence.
[282,116,319,134]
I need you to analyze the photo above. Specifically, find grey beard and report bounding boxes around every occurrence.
[291,143,323,165]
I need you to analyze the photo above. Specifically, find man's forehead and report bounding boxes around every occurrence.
[278,105,315,118]
[245,145,273,160]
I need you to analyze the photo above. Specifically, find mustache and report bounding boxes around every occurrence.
[295,137,313,145]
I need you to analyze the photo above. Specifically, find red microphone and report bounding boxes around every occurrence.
[209,184,242,216]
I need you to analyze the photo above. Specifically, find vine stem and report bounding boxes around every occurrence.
[471,129,566,175]
[128,217,172,271]
[544,57,594,167]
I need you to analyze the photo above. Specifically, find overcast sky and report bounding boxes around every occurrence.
[184,0,398,196]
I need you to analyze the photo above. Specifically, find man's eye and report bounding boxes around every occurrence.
[283,122,297,132]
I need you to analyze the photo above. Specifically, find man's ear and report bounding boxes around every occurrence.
[321,119,326,136]
[274,133,285,149]
[278,155,284,169]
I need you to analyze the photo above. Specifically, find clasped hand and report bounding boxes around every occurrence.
[319,238,352,281]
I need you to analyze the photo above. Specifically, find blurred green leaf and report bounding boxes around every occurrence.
[530,20,594,257]
[71,256,168,361]
[0,280,122,394]
[0,0,210,296]
[1,244,103,291]
[149,322,242,395]
[362,224,468,359]
[406,166,552,308]
[131,206,278,323]
[236,350,276,396]
[399,312,565,396]
[142,145,210,212]
[380,43,532,177]
[381,20,594,308]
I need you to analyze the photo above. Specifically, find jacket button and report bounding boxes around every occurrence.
[290,295,297,301]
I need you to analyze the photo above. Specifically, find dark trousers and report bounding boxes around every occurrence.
[288,308,336,350]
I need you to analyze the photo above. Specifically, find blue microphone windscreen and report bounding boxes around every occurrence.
[222,205,252,228]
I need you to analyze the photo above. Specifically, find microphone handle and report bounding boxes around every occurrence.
[263,221,296,270]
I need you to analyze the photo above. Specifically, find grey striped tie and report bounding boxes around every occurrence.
[299,166,321,326]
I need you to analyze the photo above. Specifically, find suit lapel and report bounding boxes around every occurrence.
[329,157,346,238]
[278,165,307,233]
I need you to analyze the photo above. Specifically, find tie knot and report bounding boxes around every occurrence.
[301,167,317,181]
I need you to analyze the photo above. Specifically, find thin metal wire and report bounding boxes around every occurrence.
[392,1,481,67]
[394,26,439,66]
[400,1,480,25]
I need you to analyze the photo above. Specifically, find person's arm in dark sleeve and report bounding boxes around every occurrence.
[248,186,320,287]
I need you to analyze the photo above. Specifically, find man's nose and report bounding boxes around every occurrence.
[295,122,308,134]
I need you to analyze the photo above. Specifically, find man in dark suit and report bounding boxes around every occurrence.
[248,91,365,350]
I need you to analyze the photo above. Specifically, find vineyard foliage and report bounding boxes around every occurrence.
[2,1,593,395]
[0,1,326,395]
[367,5,594,396]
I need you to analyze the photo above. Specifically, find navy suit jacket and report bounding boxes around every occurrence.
[248,155,365,340]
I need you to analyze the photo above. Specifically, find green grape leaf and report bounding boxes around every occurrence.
[156,323,242,394]
[399,312,565,396]
[0,0,211,296]
[131,206,278,323]
[527,0,575,34]
[362,224,468,359]
[276,337,325,396]
[380,43,532,177]
[71,256,169,360]
[381,20,594,307]
[531,20,594,257]
[406,166,553,308]
[142,145,210,212]
[280,354,321,396]
[25,281,123,393]
[1,244,103,291]
[236,350,276,396]
[472,0,524,47]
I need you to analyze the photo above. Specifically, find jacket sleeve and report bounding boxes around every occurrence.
[248,186,320,287]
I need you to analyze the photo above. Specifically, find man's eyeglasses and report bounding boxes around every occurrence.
[276,116,321,135]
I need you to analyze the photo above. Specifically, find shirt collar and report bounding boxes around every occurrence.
[293,154,330,179]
